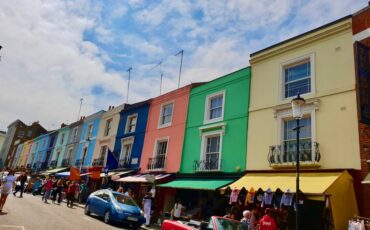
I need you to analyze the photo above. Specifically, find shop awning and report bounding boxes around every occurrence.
[55,171,70,177]
[224,172,341,194]
[158,178,235,190]
[361,173,370,184]
[40,167,68,175]
[114,174,171,183]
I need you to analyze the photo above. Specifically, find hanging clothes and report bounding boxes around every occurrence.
[280,189,294,208]
[261,188,274,208]
[245,187,256,205]
[229,188,239,204]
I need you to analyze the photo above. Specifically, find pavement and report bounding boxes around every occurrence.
[0,193,160,230]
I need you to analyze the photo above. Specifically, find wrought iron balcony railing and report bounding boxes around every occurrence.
[268,141,321,168]
[75,159,83,167]
[49,160,58,168]
[61,158,70,167]
[193,155,221,172]
[118,157,131,168]
[147,155,166,171]
[92,157,105,166]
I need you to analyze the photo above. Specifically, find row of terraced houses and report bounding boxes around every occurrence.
[1,5,370,229]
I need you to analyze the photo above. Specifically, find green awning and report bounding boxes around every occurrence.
[157,178,235,190]
[362,173,370,184]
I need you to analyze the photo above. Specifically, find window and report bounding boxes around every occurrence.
[203,134,221,170]
[56,151,61,162]
[283,117,312,156]
[156,140,168,158]
[60,133,65,145]
[159,102,174,127]
[280,54,314,100]
[27,130,32,137]
[18,131,25,138]
[43,140,46,148]
[150,139,168,170]
[120,140,133,162]
[204,91,225,123]
[86,124,93,139]
[66,148,73,159]
[73,127,78,141]
[125,114,138,133]
[100,145,107,160]
[104,119,112,136]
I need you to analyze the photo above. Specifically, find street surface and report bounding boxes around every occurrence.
[0,193,150,230]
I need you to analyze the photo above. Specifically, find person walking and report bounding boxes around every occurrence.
[32,177,41,196]
[66,181,78,208]
[42,177,53,203]
[0,169,16,212]
[13,172,27,198]
[52,179,63,204]
[142,192,153,227]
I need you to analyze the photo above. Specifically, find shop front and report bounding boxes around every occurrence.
[224,170,358,230]
[157,177,237,221]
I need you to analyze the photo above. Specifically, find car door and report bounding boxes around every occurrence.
[89,191,102,214]
[96,191,111,216]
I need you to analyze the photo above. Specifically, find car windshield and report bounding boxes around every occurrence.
[213,217,244,230]
[112,193,138,206]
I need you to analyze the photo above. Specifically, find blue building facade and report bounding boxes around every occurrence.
[12,143,23,168]
[75,111,104,168]
[112,100,150,170]
[31,131,58,171]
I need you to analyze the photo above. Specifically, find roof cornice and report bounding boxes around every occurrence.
[250,18,352,64]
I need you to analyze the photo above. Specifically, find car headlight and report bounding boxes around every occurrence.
[140,210,144,215]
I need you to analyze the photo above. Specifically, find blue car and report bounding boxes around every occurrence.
[85,189,145,228]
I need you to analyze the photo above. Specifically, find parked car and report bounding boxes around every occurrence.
[85,189,145,228]
[162,216,244,230]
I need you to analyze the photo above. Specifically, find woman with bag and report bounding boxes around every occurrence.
[0,169,16,213]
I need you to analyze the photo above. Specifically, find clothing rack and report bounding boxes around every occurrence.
[354,215,370,221]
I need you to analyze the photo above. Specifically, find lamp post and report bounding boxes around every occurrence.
[291,93,305,230]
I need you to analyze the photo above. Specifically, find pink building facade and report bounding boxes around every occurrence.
[140,84,197,174]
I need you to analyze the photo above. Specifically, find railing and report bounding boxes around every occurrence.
[268,141,321,168]
[147,155,166,171]
[33,161,41,170]
[41,161,48,169]
[92,157,105,166]
[49,160,57,168]
[26,163,31,169]
[75,159,83,167]
[61,158,70,167]
[118,157,131,168]
[193,156,221,172]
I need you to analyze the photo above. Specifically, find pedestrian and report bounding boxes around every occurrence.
[66,181,78,208]
[0,169,16,212]
[116,184,124,193]
[32,177,41,196]
[240,210,251,230]
[259,208,277,230]
[142,192,153,227]
[52,179,63,204]
[171,199,184,220]
[42,176,53,203]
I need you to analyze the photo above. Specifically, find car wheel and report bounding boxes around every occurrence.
[104,210,111,224]
[84,204,91,215]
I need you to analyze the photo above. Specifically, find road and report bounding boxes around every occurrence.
[0,193,151,230]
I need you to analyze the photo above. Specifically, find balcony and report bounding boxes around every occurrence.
[193,156,221,172]
[92,157,105,167]
[118,157,131,168]
[75,159,83,167]
[49,160,57,168]
[147,155,166,171]
[268,141,321,168]
[61,158,70,167]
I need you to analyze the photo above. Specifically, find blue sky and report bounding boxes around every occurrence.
[0,0,367,130]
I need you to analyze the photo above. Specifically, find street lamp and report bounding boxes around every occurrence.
[291,93,305,230]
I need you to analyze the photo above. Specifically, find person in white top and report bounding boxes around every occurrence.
[0,169,16,212]
[172,200,184,220]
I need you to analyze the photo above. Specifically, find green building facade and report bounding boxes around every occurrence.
[180,67,251,174]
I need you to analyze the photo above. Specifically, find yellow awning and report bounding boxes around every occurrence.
[225,172,341,194]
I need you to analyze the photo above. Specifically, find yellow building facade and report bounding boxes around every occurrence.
[244,17,360,230]
[247,17,360,171]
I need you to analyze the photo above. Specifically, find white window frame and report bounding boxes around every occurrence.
[72,127,78,141]
[86,123,93,139]
[275,104,317,161]
[150,137,169,170]
[60,133,65,145]
[279,53,315,102]
[199,130,223,171]
[125,113,138,134]
[66,148,73,159]
[158,101,175,129]
[104,119,112,136]
[120,137,134,162]
[204,91,225,124]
